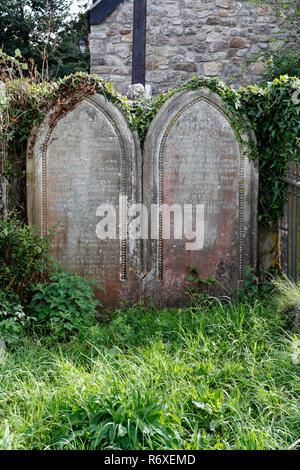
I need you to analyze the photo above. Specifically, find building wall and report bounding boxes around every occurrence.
[90,0,295,96]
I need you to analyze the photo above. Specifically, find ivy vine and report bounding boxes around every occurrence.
[0,64,299,227]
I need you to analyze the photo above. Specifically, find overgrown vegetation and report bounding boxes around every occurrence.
[0,214,100,343]
[0,295,299,450]
[248,1,300,85]
[28,266,102,341]
[1,50,299,226]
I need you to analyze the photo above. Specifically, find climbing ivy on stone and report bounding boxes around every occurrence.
[130,75,300,227]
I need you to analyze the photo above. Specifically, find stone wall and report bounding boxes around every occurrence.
[89,0,296,96]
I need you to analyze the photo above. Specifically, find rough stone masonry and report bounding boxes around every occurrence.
[88,0,297,95]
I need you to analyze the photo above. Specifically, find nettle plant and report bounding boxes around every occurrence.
[130,75,300,227]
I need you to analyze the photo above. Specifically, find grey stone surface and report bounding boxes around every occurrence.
[89,0,296,95]
[143,87,258,305]
[27,94,142,309]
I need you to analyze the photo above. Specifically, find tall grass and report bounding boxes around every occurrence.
[0,297,299,450]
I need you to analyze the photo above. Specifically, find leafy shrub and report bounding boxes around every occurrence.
[28,265,102,341]
[0,214,49,300]
[0,215,103,342]
[260,47,300,85]
[0,289,27,345]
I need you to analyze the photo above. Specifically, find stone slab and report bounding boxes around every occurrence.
[143,88,258,305]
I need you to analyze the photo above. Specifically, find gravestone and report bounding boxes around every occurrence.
[27,94,142,309]
[143,88,258,305]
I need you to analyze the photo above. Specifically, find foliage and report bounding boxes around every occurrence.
[48,11,90,79]
[0,213,50,300]
[28,265,101,341]
[248,1,300,85]
[0,56,299,226]
[0,290,27,346]
[272,275,300,329]
[65,393,172,450]
[273,275,300,309]
[0,298,299,449]
[0,214,101,342]
[0,59,131,216]
[250,0,300,31]
[240,76,300,225]
[132,75,300,226]
[187,264,275,302]
[0,0,89,80]
[187,265,217,299]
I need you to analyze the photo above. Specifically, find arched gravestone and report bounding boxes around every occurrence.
[27,94,142,309]
[143,88,258,305]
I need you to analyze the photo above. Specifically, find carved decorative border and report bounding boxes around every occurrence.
[157,96,245,282]
[40,97,127,281]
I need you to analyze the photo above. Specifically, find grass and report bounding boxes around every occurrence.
[0,295,299,450]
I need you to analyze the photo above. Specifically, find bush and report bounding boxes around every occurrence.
[0,214,49,301]
[28,265,102,341]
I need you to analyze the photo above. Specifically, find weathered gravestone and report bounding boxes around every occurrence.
[27,94,142,309]
[143,88,258,305]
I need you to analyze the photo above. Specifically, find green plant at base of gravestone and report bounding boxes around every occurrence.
[131,75,299,227]
[259,47,300,85]
[0,289,27,346]
[28,264,102,342]
[0,213,50,301]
